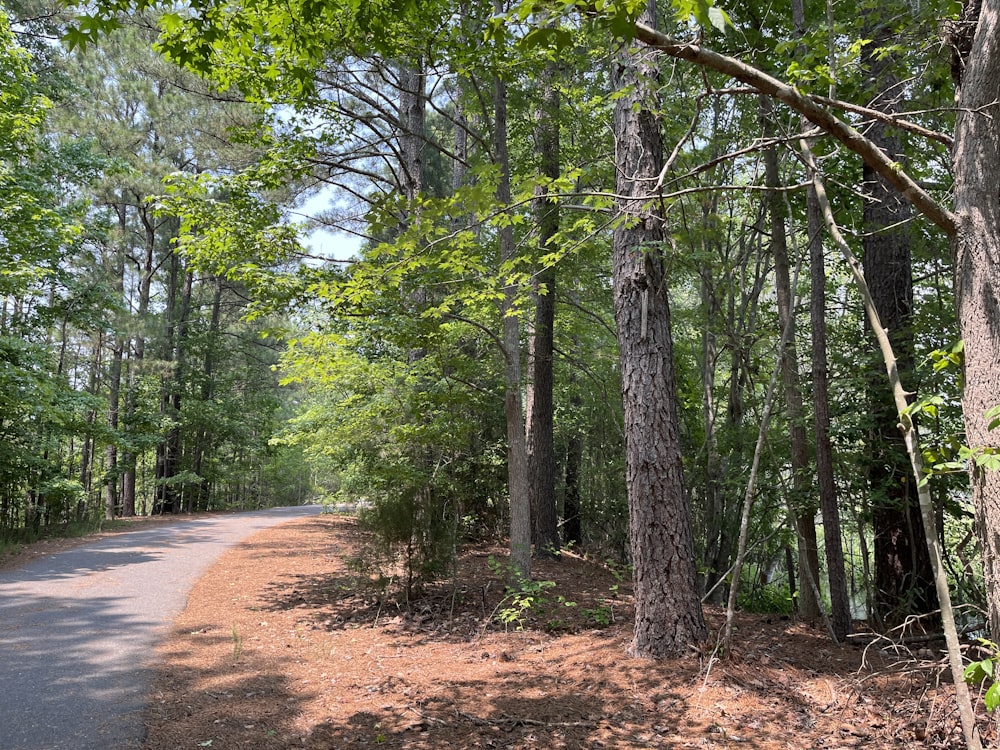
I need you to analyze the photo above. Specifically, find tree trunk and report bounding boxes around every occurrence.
[104,340,123,521]
[104,202,128,521]
[155,254,192,515]
[494,68,532,581]
[79,335,102,500]
[952,0,1000,642]
[398,61,424,202]
[696,267,729,603]
[761,101,821,619]
[122,210,156,517]
[861,26,938,624]
[526,57,560,557]
[563,386,584,548]
[192,277,223,510]
[613,0,706,657]
[807,178,853,641]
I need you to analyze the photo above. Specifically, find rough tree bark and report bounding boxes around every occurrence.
[613,0,706,657]
[951,0,1000,642]
[861,25,938,624]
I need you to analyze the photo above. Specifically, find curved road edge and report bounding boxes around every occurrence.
[0,504,322,750]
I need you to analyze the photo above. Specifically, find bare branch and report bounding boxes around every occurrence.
[631,23,958,237]
[809,93,953,146]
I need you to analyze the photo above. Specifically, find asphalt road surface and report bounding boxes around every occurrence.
[0,505,321,750]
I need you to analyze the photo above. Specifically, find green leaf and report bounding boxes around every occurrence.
[986,404,1000,431]
[707,5,729,32]
[964,659,993,684]
[987,681,1000,712]
[608,9,637,39]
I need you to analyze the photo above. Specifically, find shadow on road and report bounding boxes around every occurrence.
[0,505,320,750]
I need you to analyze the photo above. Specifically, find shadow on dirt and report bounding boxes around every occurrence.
[142,514,985,750]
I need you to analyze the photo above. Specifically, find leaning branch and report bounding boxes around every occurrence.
[801,141,982,750]
[631,23,958,237]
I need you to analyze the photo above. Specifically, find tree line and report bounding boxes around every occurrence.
[0,6,311,542]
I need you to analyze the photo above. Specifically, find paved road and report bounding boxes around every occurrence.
[0,505,321,750]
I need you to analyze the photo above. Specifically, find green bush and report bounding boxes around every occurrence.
[739,582,795,614]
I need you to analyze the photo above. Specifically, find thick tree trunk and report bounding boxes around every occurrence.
[526,58,560,557]
[861,28,938,624]
[952,0,1000,641]
[398,62,424,201]
[613,0,706,657]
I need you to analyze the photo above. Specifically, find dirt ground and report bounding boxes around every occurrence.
[139,514,994,749]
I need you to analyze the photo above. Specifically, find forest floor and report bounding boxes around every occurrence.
[140,514,993,749]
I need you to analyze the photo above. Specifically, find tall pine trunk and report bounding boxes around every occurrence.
[952,0,1000,642]
[861,25,938,624]
[613,0,705,657]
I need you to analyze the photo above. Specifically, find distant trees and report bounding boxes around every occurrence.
[0,8,310,543]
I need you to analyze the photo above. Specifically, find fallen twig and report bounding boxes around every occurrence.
[454,708,596,729]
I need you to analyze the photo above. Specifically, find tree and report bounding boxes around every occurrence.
[526,52,561,557]
[860,21,938,624]
[61,0,1000,679]
[950,0,1000,641]
[612,0,706,656]
[761,98,821,619]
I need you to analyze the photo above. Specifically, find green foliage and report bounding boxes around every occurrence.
[582,604,614,627]
[487,556,558,630]
[739,582,795,615]
[964,640,1000,712]
[277,315,507,595]
[49,0,978,656]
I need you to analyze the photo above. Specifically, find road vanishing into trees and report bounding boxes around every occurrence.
[0,505,321,750]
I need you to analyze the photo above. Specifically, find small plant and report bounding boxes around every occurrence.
[964,638,1000,711]
[487,556,556,630]
[605,559,630,584]
[545,595,579,631]
[739,583,794,614]
[583,604,615,627]
[231,622,243,661]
